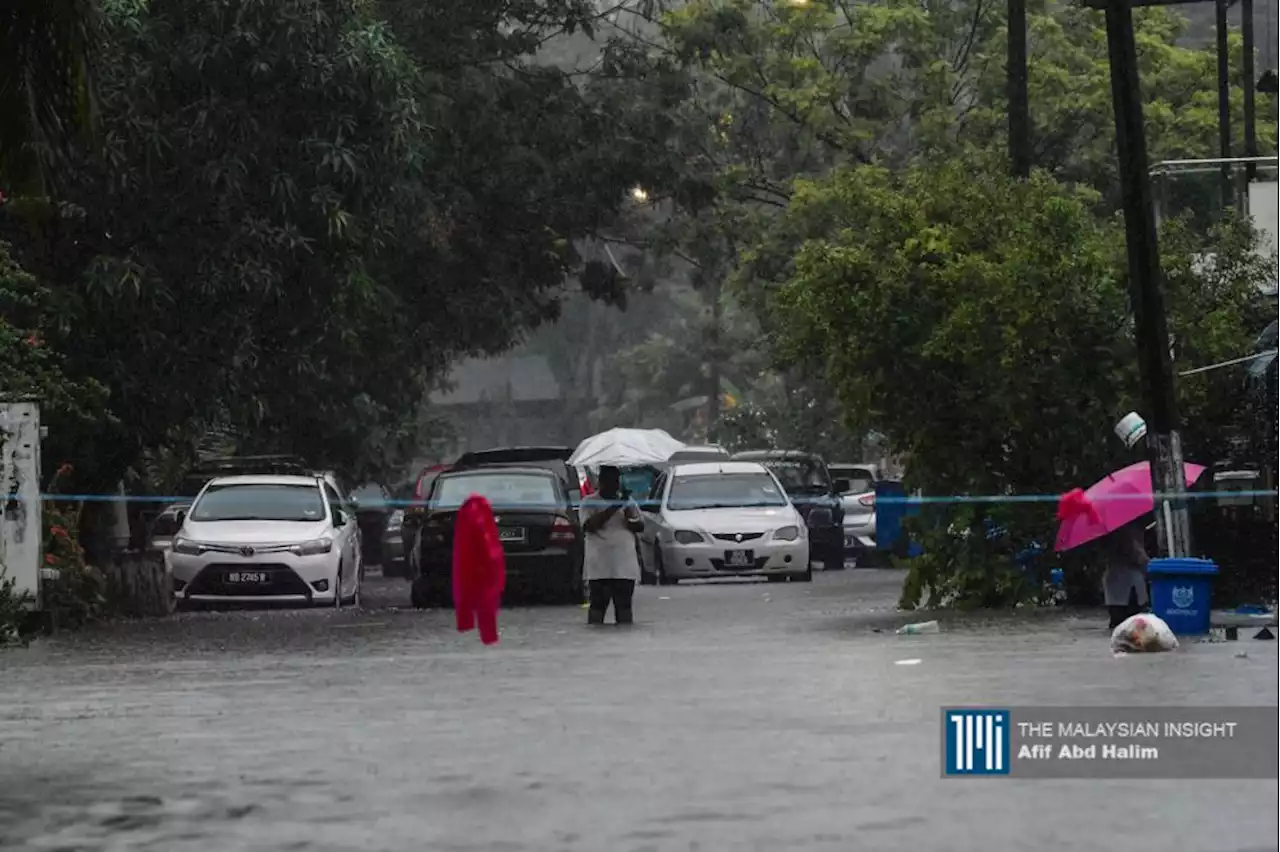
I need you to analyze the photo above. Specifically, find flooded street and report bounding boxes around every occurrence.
[2,570,1276,852]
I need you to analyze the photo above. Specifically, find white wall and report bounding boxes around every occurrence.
[1249,180,1279,261]
[0,402,42,608]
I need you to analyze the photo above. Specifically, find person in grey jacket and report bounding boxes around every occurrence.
[1104,520,1151,629]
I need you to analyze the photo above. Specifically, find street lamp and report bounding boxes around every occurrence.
[630,186,650,203]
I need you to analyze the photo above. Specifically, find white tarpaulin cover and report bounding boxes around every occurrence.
[568,428,686,469]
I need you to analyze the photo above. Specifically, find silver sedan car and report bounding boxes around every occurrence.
[638,461,811,583]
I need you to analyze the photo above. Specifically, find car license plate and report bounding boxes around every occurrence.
[499,528,526,543]
[724,549,753,568]
[227,571,270,584]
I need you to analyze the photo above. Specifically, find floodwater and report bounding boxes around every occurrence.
[1,570,1276,851]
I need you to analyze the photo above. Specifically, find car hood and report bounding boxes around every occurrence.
[180,520,332,545]
[662,506,800,533]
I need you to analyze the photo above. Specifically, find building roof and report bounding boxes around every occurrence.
[430,355,562,405]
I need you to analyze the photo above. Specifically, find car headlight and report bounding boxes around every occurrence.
[171,536,203,555]
[291,538,334,556]
[386,510,405,531]
[673,530,705,544]
[773,525,801,541]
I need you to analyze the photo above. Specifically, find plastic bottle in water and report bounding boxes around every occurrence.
[896,620,940,635]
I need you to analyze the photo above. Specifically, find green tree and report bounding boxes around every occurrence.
[745,156,1272,606]
[0,0,102,195]
[1,0,670,497]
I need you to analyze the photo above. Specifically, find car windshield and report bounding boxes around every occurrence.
[765,460,831,494]
[666,473,788,511]
[432,473,561,510]
[189,484,327,522]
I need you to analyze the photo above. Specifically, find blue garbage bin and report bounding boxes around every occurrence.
[1148,557,1219,636]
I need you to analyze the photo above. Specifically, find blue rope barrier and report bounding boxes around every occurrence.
[3,490,1277,508]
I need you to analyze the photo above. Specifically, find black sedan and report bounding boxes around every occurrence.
[409,466,584,608]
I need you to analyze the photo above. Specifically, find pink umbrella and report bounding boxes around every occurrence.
[1054,460,1207,552]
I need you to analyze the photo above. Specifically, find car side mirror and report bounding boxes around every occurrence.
[332,508,347,527]
[833,478,851,495]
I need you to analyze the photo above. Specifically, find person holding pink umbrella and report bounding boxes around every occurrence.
[1056,460,1207,628]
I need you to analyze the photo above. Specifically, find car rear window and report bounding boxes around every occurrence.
[432,473,561,510]
[190,484,326,522]
[765,460,831,493]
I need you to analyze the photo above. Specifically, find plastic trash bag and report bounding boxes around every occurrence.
[1111,613,1179,653]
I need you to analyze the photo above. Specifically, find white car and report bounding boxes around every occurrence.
[638,461,811,584]
[169,474,364,607]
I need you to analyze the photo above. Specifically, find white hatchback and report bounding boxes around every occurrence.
[169,474,363,607]
[637,461,811,583]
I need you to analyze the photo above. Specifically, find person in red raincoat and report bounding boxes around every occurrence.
[452,494,506,645]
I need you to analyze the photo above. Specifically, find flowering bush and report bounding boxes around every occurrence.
[41,463,107,627]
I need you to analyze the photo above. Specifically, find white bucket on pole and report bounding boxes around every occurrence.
[1114,412,1148,448]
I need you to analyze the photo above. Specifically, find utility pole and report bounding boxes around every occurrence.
[1008,0,1031,178]
[1216,0,1233,207]
[1242,0,1259,182]
[1094,0,1194,557]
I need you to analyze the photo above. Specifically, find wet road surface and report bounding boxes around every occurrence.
[1,569,1276,852]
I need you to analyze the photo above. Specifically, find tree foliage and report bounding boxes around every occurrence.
[747,156,1273,606]
[2,0,672,492]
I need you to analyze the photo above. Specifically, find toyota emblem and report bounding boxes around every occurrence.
[735,533,744,542]
[239,546,256,557]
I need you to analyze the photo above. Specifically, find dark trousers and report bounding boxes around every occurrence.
[588,579,635,625]
[1108,586,1147,630]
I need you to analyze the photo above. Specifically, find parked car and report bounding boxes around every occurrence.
[350,483,393,568]
[169,474,364,608]
[402,463,451,580]
[381,504,409,579]
[730,450,844,569]
[145,501,191,555]
[636,461,810,583]
[828,463,881,562]
[409,465,584,608]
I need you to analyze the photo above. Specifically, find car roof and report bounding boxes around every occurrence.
[455,447,574,464]
[668,445,731,460]
[440,465,558,479]
[204,474,322,488]
[732,449,822,461]
[669,461,771,476]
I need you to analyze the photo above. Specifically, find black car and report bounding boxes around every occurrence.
[730,450,846,569]
[409,466,584,608]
